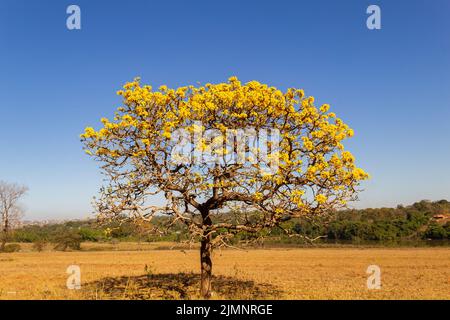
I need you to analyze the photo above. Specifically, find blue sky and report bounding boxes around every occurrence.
[0,0,449,220]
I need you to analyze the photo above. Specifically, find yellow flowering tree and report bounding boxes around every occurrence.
[81,76,369,298]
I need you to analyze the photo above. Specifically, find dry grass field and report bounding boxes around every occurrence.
[0,244,449,300]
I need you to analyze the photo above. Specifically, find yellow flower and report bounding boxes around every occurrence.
[347,129,354,137]
[122,114,133,122]
[341,151,355,163]
[315,194,327,204]
[291,190,305,196]
[301,136,314,151]
[320,104,330,113]
[352,168,369,180]
[320,171,330,179]
[81,127,97,139]
[254,192,263,201]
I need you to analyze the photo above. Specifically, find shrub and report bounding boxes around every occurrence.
[424,223,447,240]
[32,240,47,252]
[1,243,21,253]
[11,230,39,243]
[53,231,82,251]
[78,228,102,242]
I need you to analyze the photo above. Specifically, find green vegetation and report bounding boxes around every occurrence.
[281,199,450,245]
[53,230,82,251]
[11,217,187,245]
[9,200,450,247]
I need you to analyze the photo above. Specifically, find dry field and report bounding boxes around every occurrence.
[0,244,449,300]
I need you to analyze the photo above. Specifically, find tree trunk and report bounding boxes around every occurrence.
[0,215,8,251]
[200,234,212,298]
[200,208,213,299]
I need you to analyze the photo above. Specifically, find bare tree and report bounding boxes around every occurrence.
[81,77,369,298]
[0,181,28,251]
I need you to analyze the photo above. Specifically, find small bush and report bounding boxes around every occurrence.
[32,240,47,252]
[53,231,82,251]
[1,243,21,253]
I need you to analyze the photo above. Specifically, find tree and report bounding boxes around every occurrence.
[0,181,28,251]
[53,230,82,251]
[81,77,369,298]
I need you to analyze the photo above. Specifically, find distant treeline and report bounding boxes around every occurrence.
[284,199,450,243]
[11,200,450,245]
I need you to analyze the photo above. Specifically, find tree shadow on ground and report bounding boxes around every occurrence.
[84,273,283,300]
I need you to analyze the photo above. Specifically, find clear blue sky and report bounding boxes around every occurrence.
[1,0,449,220]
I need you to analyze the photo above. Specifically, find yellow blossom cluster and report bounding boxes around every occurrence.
[81,76,369,211]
